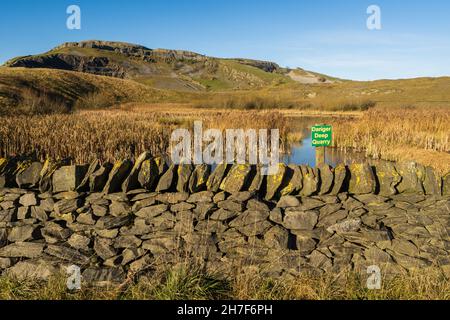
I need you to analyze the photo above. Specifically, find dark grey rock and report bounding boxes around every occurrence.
[53,165,88,193]
[41,221,72,244]
[189,164,211,193]
[90,163,113,192]
[207,164,230,192]
[156,164,177,192]
[318,164,334,195]
[16,162,43,189]
[103,160,133,194]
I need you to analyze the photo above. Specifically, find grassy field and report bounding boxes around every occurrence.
[0,265,448,300]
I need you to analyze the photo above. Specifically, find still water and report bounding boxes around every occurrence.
[281,116,388,167]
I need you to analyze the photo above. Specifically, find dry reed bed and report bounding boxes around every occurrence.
[333,107,450,174]
[0,108,288,163]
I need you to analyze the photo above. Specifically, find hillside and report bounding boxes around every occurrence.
[2,40,450,114]
[3,40,337,92]
[0,67,189,115]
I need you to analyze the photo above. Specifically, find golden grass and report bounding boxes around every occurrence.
[0,266,448,300]
[333,106,450,174]
[0,106,288,164]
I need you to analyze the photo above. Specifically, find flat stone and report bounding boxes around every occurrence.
[176,164,194,192]
[218,200,244,212]
[395,162,425,194]
[330,164,347,195]
[374,162,401,196]
[41,221,73,244]
[45,244,90,265]
[109,201,131,217]
[94,238,117,260]
[187,191,214,203]
[170,202,195,212]
[30,206,48,221]
[283,210,318,230]
[54,198,83,215]
[280,165,303,196]
[299,197,325,210]
[265,164,290,200]
[0,242,44,258]
[296,236,318,255]
[96,215,131,229]
[113,235,142,249]
[327,218,361,234]
[122,152,152,192]
[68,233,91,251]
[89,163,113,192]
[364,247,393,263]
[135,204,168,219]
[19,193,37,207]
[7,225,37,242]
[210,208,239,221]
[318,164,334,195]
[5,259,59,281]
[277,195,300,208]
[156,164,177,192]
[138,157,167,191]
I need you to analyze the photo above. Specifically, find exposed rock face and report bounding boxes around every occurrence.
[0,158,449,285]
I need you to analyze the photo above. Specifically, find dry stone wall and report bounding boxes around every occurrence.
[0,155,449,285]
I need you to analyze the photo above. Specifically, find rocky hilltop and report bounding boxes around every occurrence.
[4,40,291,91]
[3,40,338,91]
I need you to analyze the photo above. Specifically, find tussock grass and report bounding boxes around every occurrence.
[0,266,448,300]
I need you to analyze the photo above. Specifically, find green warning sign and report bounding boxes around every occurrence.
[312,125,332,147]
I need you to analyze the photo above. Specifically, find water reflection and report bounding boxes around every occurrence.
[282,116,390,167]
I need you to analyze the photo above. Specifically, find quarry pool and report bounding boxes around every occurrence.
[282,116,388,167]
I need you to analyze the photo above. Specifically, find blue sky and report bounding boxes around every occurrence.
[1,0,450,80]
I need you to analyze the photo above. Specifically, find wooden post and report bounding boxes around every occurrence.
[316,146,325,167]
